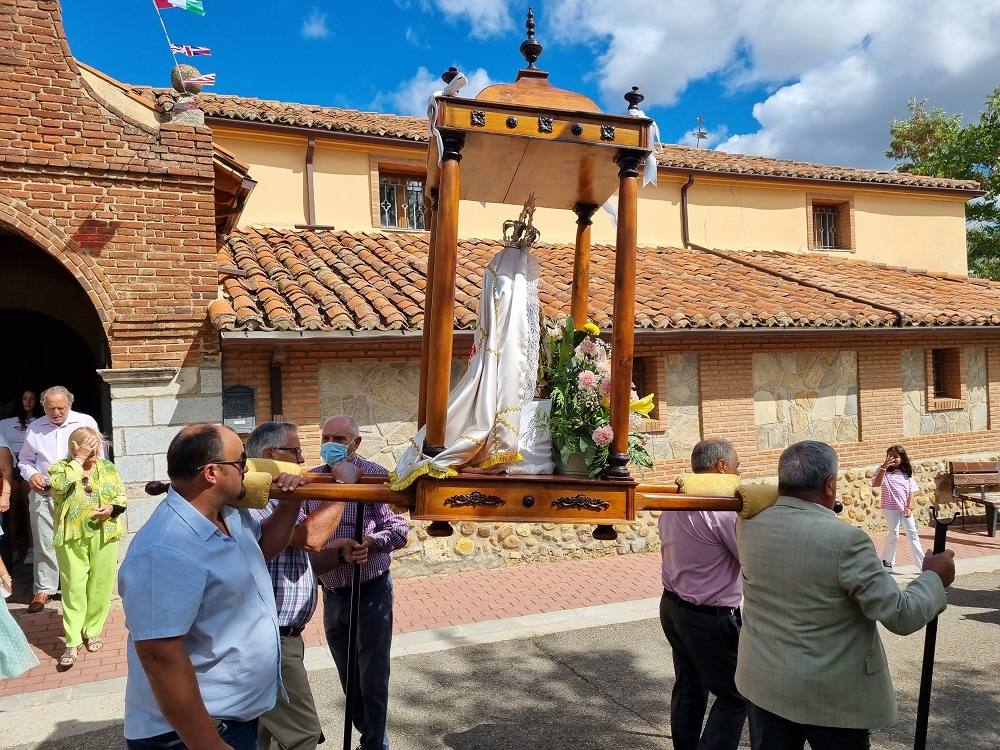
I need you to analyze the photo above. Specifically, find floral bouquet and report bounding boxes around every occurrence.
[540,316,655,477]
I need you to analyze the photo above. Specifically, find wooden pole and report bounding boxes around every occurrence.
[417,188,439,428]
[571,203,597,330]
[422,134,464,457]
[605,150,644,480]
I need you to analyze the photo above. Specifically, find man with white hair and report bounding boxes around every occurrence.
[736,440,955,749]
[18,386,100,612]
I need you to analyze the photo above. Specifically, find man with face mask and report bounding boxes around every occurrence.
[307,415,408,750]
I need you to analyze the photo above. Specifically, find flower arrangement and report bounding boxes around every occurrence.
[540,316,655,477]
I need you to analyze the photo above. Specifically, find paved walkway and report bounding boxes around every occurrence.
[3,521,998,699]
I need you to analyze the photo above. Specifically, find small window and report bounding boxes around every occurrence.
[808,197,853,251]
[931,348,962,400]
[631,357,659,420]
[379,173,426,230]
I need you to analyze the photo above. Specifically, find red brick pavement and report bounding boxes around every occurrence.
[3,522,998,699]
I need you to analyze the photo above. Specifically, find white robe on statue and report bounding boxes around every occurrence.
[389,244,545,490]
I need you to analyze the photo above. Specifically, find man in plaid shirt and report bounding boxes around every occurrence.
[308,416,408,750]
[246,421,366,750]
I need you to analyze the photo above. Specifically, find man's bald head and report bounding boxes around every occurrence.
[167,423,230,480]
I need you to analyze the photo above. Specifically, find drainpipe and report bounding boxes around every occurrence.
[270,346,286,421]
[679,173,908,327]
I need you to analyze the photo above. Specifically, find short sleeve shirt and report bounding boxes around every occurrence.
[877,470,919,512]
[118,489,281,740]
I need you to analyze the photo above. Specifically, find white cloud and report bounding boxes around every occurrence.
[434,0,513,38]
[372,66,495,117]
[404,26,424,47]
[549,0,1000,167]
[301,8,329,40]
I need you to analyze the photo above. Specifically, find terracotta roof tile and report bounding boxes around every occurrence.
[121,84,979,192]
[216,228,915,333]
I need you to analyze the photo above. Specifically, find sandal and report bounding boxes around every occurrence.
[84,636,104,653]
[59,648,78,668]
[0,574,12,599]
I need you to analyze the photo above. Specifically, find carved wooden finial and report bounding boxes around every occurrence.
[624,86,645,112]
[519,7,543,69]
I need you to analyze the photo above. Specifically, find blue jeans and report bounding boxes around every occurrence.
[323,572,393,750]
[125,718,259,750]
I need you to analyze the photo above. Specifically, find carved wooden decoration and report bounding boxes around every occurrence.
[444,490,506,508]
[551,494,611,511]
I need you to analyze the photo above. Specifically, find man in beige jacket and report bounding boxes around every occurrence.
[736,441,955,749]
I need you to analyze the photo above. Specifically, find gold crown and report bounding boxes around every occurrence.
[502,194,540,251]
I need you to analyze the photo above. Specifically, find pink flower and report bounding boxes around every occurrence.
[576,337,598,356]
[592,425,614,447]
[577,370,599,390]
[599,378,613,398]
[597,359,612,375]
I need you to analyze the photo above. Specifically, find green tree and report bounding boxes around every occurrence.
[887,88,1000,278]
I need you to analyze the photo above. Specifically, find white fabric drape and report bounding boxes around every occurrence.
[389,244,541,490]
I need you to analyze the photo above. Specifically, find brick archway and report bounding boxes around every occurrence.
[0,199,119,326]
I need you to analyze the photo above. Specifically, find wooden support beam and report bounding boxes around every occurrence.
[417,188,440,428]
[423,134,465,456]
[571,203,597,329]
[605,150,644,480]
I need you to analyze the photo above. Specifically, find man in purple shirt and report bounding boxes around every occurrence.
[658,438,746,750]
[307,415,408,750]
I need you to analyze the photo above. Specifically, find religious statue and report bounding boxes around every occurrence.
[388,197,553,490]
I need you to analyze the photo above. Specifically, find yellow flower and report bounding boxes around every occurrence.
[583,321,601,336]
[601,396,611,409]
[630,393,655,416]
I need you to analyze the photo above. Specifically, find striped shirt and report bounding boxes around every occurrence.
[873,468,918,512]
[248,502,317,629]
[307,455,408,589]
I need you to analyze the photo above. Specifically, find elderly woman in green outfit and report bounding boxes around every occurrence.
[48,426,126,668]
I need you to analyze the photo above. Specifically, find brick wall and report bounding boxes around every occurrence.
[223,328,1000,571]
[0,0,218,369]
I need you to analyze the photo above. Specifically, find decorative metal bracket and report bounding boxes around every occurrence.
[537,117,553,133]
[470,110,486,127]
[552,494,610,512]
[444,491,506,508]
[600,124,616,141]
[506,115,519,128]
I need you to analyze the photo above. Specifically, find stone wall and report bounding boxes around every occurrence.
[752,350,859,449]
[105,365,223,533]
[646,353,701,462]
[902,346,988,435]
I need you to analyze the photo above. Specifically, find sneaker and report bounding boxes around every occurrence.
[23,548,34,565]
[882,560,893,570]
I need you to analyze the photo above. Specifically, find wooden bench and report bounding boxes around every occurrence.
[949,461,1000,537]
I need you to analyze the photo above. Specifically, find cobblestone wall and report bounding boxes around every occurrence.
[647,353,701,461]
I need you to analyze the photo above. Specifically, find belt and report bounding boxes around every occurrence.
[278,625,305,638]
[329,570,388,595]
[663,587,740,617]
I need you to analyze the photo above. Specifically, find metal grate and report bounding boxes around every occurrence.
[379,174,426,230]
[813,205,840,249]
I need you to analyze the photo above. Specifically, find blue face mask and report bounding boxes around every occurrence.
[320,441,349,466]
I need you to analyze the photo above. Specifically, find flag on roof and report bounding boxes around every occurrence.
[182,73,216,86]
[170,44,212,56]
[154,0,205,15]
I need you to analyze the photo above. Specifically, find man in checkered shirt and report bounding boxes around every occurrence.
[308,415,408,750]
[245,421,366,750]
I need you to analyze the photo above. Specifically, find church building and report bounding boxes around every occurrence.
[2,1,996,570]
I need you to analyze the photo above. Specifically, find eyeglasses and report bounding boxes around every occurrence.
[195,453,248,474]
[275,446,304,458]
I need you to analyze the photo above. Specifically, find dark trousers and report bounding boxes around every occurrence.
[125,718,259,750]
[324,572,393,750]
[748,703,871,750]
[659,590,746,750]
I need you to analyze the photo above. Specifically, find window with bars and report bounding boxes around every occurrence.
[931,348,962,400]
[812,204,842,249]
[379,173,427,230]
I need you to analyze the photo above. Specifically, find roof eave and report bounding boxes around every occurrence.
[204,116,427,150]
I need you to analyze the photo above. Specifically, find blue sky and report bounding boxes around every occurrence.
[61,1,1000,169]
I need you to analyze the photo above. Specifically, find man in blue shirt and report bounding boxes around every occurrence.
[118,423,304,750]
